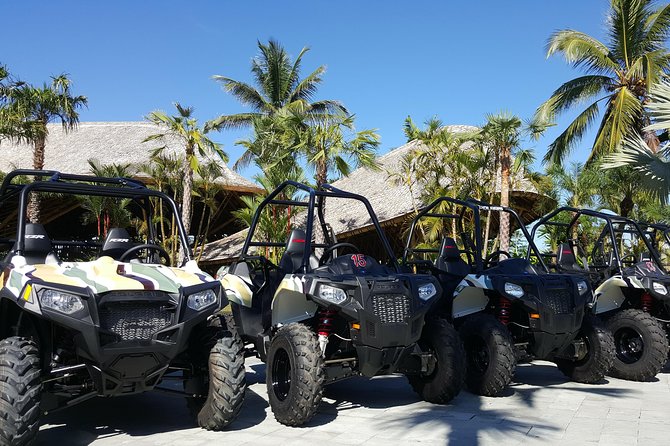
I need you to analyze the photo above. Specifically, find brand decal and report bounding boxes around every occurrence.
[109,238,130,243]
[25,234,45,239]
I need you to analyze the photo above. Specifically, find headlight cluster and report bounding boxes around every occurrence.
[653,282,668,296]
[187,289,218,310]
[318,285,347,304]
[577,280,589,295]
[504,282,524,298]
[40,290,84,314]
[418,283,437,301]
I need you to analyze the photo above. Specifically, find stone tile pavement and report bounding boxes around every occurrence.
[37,359,670,445]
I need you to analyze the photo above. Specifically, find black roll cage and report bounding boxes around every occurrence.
[529,206,666,276]
[240,180,400,273]
[403,196,548,273]
[0,169,192,261]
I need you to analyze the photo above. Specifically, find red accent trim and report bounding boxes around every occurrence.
[562,250,572,254]
[445,245,457,249]
[292,239,305,243]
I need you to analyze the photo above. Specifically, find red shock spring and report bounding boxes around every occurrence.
[498,296,512,325]
[641,292,654,313]
[318,309,337,336]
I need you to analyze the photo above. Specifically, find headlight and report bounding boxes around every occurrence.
[40,290,84,314]
[318,285,347,304]
[653,282,668,296]
[418,283,437,301]
[504,282,524,298]
[577,280,589,295]
[187,289,218,311]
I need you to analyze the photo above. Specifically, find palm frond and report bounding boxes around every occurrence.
[546,30,619,74]
[543,100,601,165]
[602,133,670,204]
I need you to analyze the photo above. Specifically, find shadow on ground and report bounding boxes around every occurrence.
[37,385,268,446]
[315,361,636,445]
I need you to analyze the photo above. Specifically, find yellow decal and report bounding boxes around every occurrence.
[23,283,32,302]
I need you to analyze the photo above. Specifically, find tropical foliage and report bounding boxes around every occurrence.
[145,103,227,237]
[210,39,381,250]
[0,71,87,221]
[536,0,670,166]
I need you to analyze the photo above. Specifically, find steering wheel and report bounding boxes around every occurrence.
[119,244,171,265]
[484,250,511,268]
[319,242,361,266]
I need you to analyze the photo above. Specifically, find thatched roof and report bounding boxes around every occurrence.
[0,122,261,194]
[199,124,554,265]
[200,228,248,265]
[326,125,553,237]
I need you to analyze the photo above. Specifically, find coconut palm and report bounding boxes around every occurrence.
[602,81,670,206]
[0,74,87,221]
[536,0,670,165]
[145,103,227,237]
[302,114,380,187]
[206,39,346,135]
[480,112,547,254]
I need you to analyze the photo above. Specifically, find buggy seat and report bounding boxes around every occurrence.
[556,243,586,272]
[21,223,59,265]
[99,228,134,260]
[434,237,470,276]
[278,229,318,273]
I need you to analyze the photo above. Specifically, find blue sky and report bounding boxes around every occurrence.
[1,0,612,178]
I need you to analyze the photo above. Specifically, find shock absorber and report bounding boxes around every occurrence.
[317,309,337,356]
[641,292,654,313]
[498,296,512,325]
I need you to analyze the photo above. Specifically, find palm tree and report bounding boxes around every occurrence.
[546,162,599,209]
[206,39,346,135]
[0,74,87,221]
[302,114,380,187]
[602,81,670,206]
[536,0,670,165]
[481,112,547,254]
[145,103,227,237]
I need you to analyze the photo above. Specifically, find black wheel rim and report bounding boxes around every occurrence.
[465,336,490,376]
[271,347,291,401]
[614,327,644,364]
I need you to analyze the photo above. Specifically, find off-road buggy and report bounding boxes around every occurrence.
[0,170,245,445]
[403,197,614,396]
[531,207,670,381]
[220,181,464,426]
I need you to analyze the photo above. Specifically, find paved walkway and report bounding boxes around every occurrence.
[38,359,670,445]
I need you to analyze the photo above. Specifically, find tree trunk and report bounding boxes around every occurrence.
[182,151,194,234]
[316,159,328,188]
[498,146,511,255]
[483,208,492,256]
[27,135,47,223]
[179,148,195,263]
[619,192,634,217]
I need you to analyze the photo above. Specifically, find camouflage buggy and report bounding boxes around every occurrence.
[0,170,245,445]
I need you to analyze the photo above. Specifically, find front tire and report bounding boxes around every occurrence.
[606,309,669,381]
[266,323,324,426]
[408,318,465,403]
[0,337,42,446]
[556,314,614,383]
[187,316,246,430]
[459,313,516,396]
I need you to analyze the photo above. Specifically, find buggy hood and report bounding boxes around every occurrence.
[1,256,214,298]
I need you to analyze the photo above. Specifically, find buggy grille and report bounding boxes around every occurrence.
[371,294,410,324]
[539,288,573,314]
[99,302,172,341]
